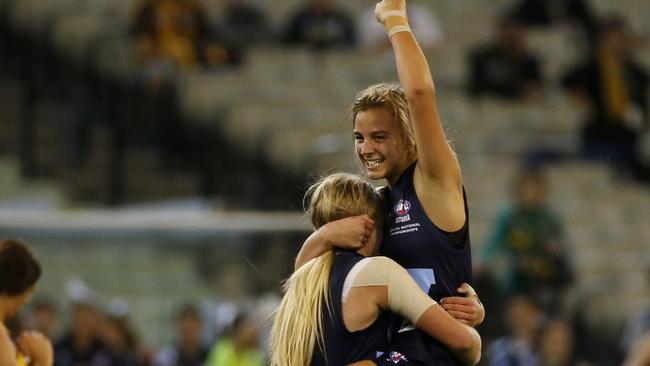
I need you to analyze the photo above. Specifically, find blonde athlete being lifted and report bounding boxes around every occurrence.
[296,0,485,364]
[270,173,481,366]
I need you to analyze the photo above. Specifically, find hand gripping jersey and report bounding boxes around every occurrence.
[381,163,472,365]
[310,250,393,366]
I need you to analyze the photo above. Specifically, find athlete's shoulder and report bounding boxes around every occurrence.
[360,256,404,273]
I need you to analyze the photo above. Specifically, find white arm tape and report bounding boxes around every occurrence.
[343,257,436,325]
[378,10,407,23]
[388,25,411,39]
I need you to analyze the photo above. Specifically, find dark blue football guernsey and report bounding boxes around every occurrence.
[381,163,472,365]
[311,250,393,366]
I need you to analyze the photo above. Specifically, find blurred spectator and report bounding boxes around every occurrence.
[131,0,241,166]
[54,302,110,366]
[132,0,240,70]
[95,312,143,366]
[561,15,649,182]
[24,298,58,340]
[510,0,596,33]
[357,2,442,54]
[283,0,356,49]
[478,168,573,315]
[218,0,273,48]
[487,295,541,366]
[623,331,650,366]
[154,303,209,366]
[620,267,650,356]
[206,312,263,366]
[538,319,589,366]
[468,15,543,99]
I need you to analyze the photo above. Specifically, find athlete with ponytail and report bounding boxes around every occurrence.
[270,173,481,366]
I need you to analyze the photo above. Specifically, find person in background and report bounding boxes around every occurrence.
[510,0,596,34]
[623,331,650,366]
[95,312,143,366]
[219,0,272,48]
[206,312,263,366]
[486,296,541,366]
[619,267,650,357]
[132,0,240,69]
[468,15,543,100]
[0,239,53,366]
[537,319,591,366]
[154,303,210,366]
[54,302,108,366]
[283,0,356,49]
[24,299,58,341]
[478,168,573,315]
[130,0,241,167]
[561,15,649,182]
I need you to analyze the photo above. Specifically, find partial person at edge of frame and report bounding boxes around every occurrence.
[0,239,53,366]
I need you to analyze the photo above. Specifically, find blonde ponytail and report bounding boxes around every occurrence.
[269,173,383,366]
[270,251,334,366]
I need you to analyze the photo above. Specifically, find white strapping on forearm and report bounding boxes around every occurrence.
[388,25,411,39]
[344,256,436,323]
[379,10,407,23]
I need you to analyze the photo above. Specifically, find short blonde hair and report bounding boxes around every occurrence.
[351,83,415,149]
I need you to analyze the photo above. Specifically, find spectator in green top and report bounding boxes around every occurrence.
[206,312,263,366]
[478,168,573,315]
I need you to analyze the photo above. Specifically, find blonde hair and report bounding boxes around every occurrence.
[352,83,415,151]
[269,173,383,366]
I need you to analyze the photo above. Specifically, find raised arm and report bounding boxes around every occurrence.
[376,0,461,187]
[294,215,375,270]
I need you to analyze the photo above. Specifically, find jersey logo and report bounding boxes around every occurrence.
[385,351,409,364]
[394,199,411,216]
[394,199,411,223]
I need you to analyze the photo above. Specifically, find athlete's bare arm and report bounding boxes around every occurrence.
[377,0,484,326]
[415,305,482,365]
[376,0,465,232]
[344,257,481,365]
[295,215,375,270]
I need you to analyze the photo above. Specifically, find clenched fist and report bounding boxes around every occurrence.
[17,331,53,366]
[375,0,407,24]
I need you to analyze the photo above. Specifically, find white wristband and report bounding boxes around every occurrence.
[388,25,411,38]
[378,10,406,24]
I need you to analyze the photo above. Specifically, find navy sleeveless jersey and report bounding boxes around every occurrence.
[311,250,393,366]
[380,163,472,365]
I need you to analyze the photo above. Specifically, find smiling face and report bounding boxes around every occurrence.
[354,106,415,187]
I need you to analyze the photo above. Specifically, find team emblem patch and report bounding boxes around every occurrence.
[394,199,411,216]
[386,351,409,364]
